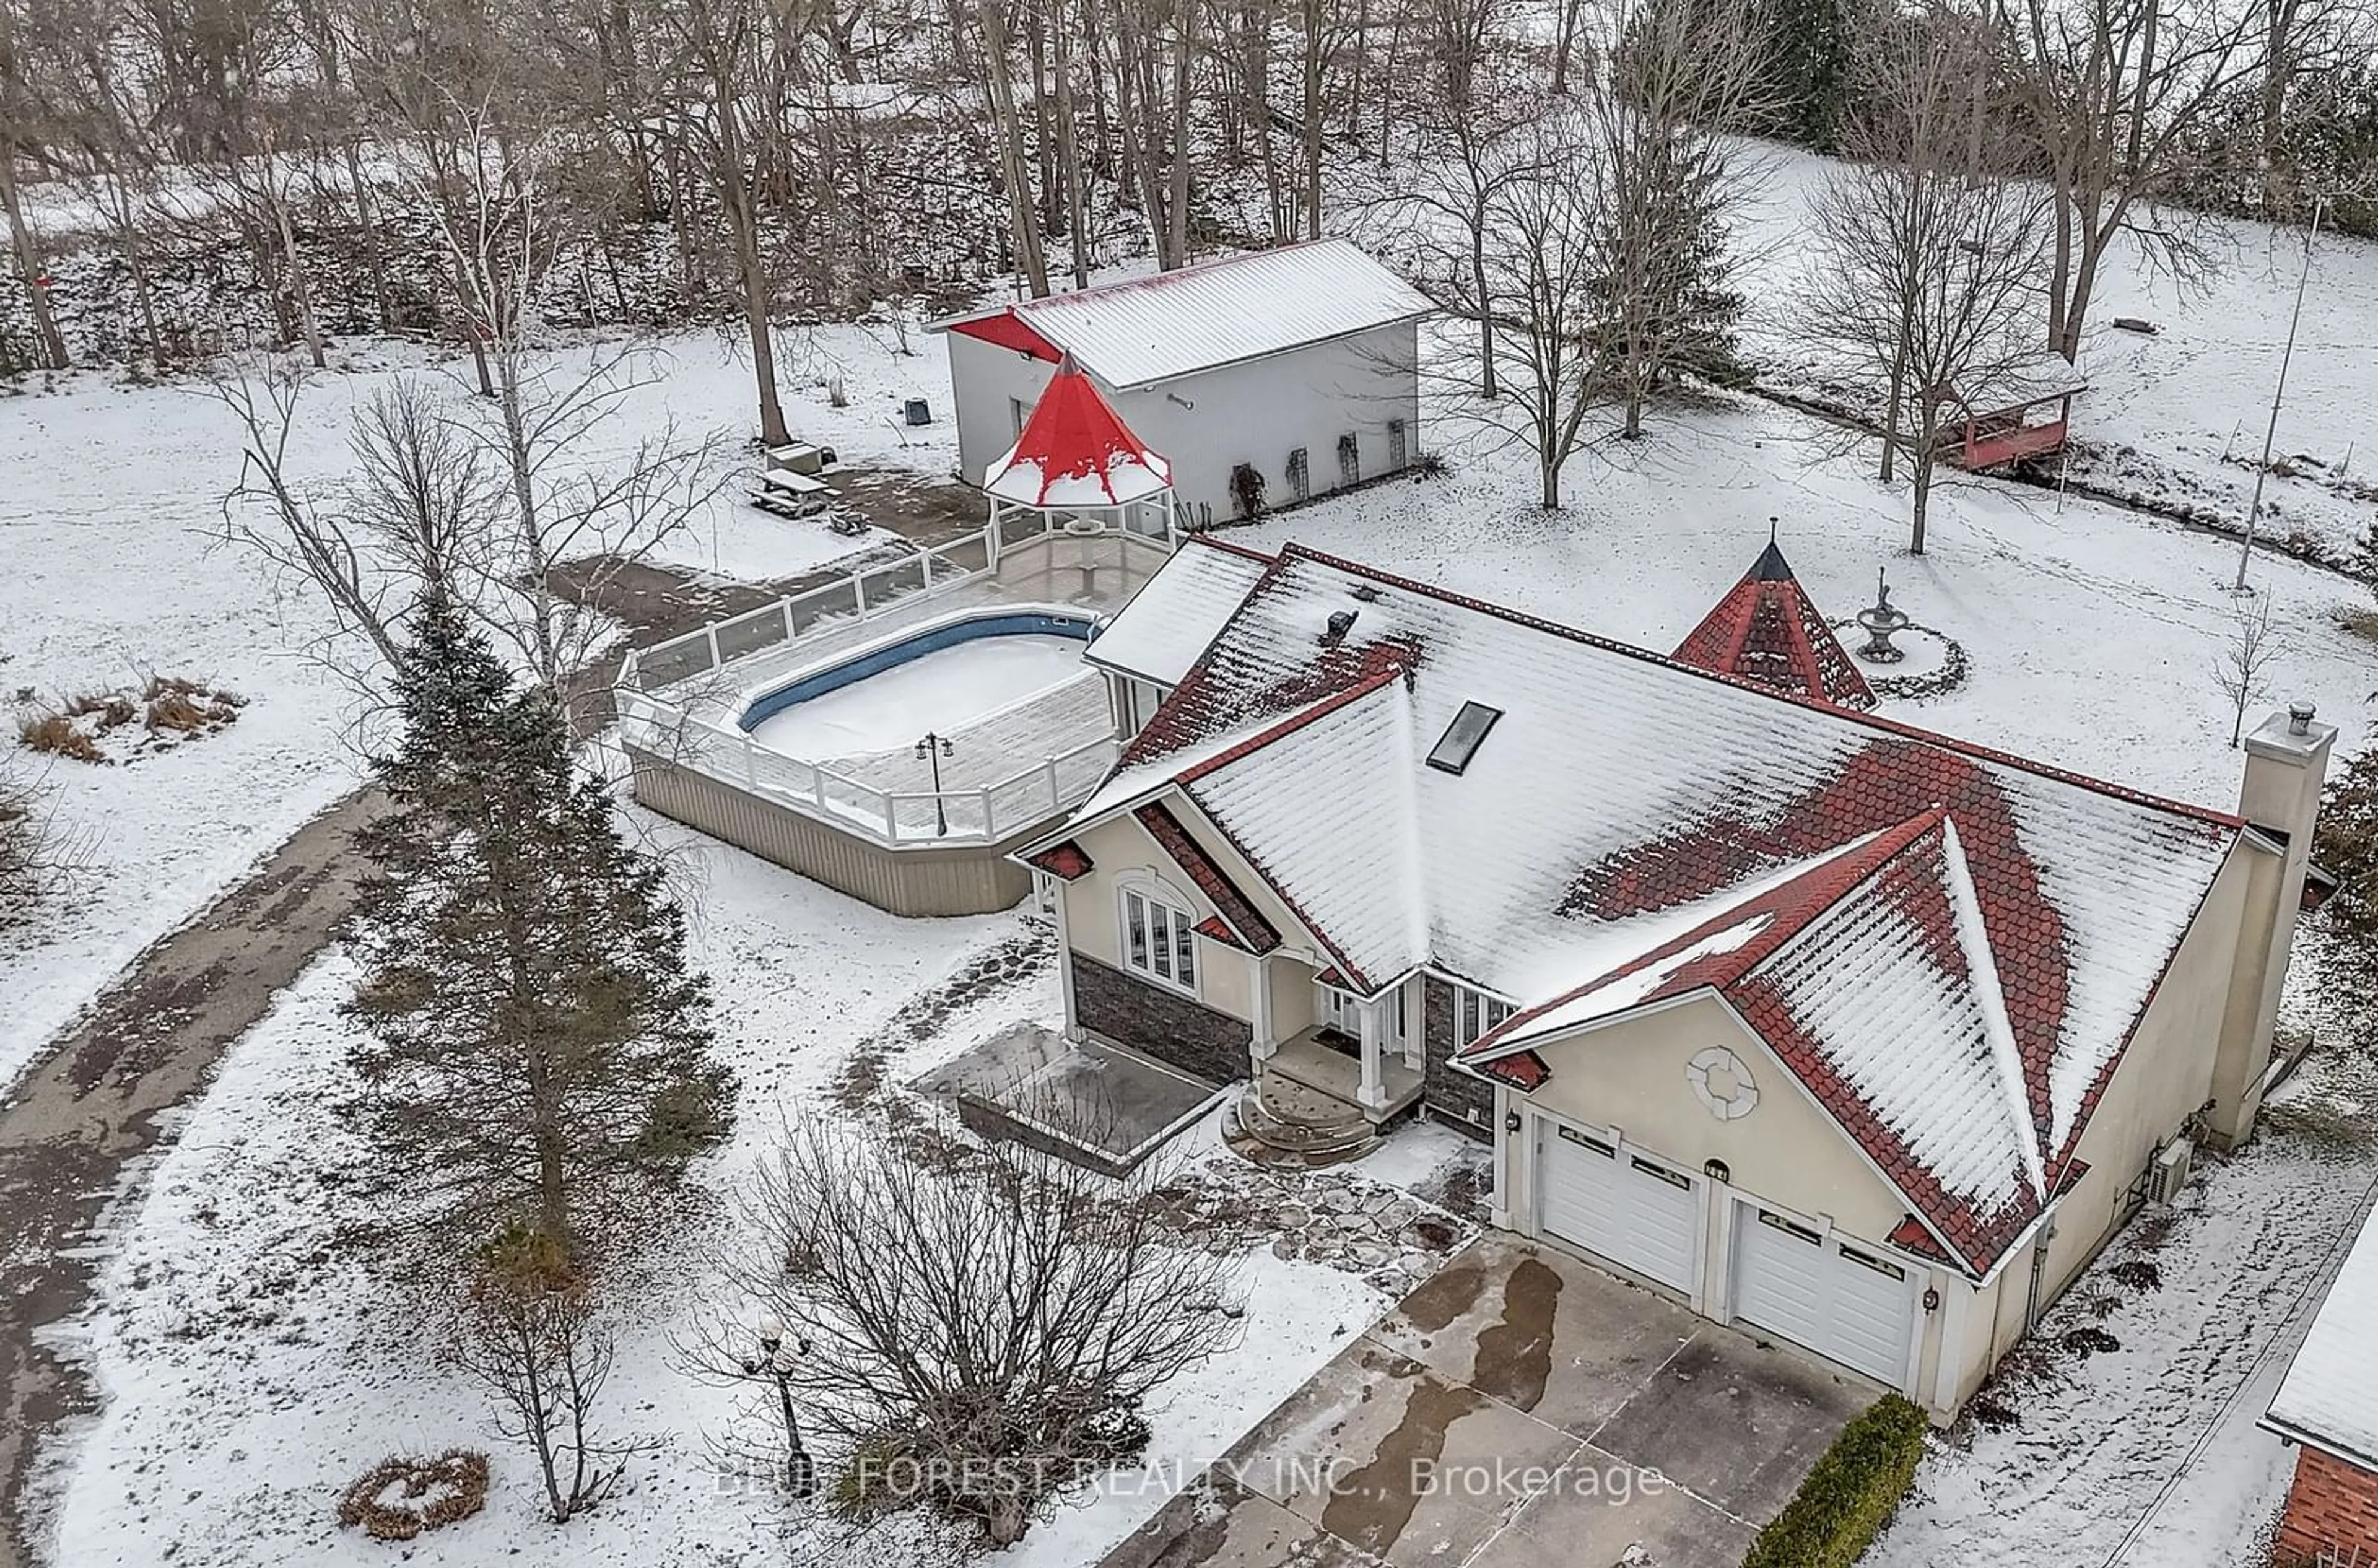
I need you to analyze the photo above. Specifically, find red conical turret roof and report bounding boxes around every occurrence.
[985,355,1173,508]
[1673,536,1877,709]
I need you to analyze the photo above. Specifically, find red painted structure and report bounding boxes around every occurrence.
[1943,360,2088,471]
[1672,538,1876,709]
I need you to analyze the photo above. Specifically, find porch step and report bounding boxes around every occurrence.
[1224,1076,1381,1169]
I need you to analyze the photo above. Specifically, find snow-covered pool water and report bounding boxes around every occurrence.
[745,635,1090,759]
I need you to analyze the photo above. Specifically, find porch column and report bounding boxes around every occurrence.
[1249,954,1278,1068]
[1357,995,1387,1113]
[1399,980,1423,1072]
[1052,875,1081,1043]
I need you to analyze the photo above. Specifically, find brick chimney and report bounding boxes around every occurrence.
[2206,702,2337,1148]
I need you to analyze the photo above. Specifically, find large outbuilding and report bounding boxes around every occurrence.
[1017,536,2333,1419]
[932,240,1432,527]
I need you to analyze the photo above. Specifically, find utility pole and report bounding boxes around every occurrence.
[2235,198,2325,592]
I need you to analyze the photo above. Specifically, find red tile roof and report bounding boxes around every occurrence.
[1024,840,1094,881]
[1673,539,1876,708]
[1133,802,1282,954]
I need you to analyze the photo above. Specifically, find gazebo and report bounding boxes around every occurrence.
[1941,357,2088,471]
[983,354,1178,564]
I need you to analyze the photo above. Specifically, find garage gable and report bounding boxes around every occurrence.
[1520,993,1911,1253]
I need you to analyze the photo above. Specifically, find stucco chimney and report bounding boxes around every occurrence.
[2206,702,2338,1148]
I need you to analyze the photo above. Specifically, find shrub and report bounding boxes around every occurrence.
[1740,1395,1930,1568]
[17,712,103,763]
[335,1448,490,1540]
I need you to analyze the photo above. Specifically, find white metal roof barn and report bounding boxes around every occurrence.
[933,239,1434,525]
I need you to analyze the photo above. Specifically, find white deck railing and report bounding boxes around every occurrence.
[616,515,1175,849]
[619,692,1119,847]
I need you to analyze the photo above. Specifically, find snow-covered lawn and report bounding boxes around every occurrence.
[1733,141,2378,565]
[1236,377,2377,819]
[36,818,1437,1567]
[0,327,938,1091]
[1868,987,2378,1568]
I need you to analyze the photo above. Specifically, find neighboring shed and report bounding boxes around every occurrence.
[2263,1201,2378,1564]
[933,240,1433,524]
[1941,357,2088,470]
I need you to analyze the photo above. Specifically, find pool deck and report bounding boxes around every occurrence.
[665,531,1159,727]
[799,673,1113,795]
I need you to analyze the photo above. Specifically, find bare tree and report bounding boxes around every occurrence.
[1382,0,1523,398]
[1467,115,1613,507]
[1998,0,2265,359]
[0,760,85,928]
[1800,2,2052,552]
[978,0,1050,295]
[693,1112,1243,1546]
[217,365,495,689]
[2212,588,2282,746]
[646,0,819,444]
[220,343,731,705]
[0,0,71,369]
[451,1226,646,1523]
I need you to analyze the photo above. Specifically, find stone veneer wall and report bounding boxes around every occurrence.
[1422,977,1495,1141]
[2276,1445,2378,1564]
[1071,953,1246,1086]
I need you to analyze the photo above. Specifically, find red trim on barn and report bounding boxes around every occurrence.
[947,307,1064,362]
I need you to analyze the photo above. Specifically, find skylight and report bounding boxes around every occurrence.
[1426,702,1503,775]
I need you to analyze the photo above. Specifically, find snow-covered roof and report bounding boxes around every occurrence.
[985,355,1174,507]
[1043,543,2242,1276]
[1951,355,2090,413]
[1674,538,1876,708]
[1085,538,1277,689]
[938,240,1434,390]
[2265,1201,2378,1470]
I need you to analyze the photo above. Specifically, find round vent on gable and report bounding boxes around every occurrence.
[1687,1046,1759,1122]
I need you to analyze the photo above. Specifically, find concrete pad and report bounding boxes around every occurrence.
[1106,1474,1387,1568]
[1100,1238,1866,1568]
[1483,1442,1756,1568]
[913,1024,1222,1172]
[1372,1235,1699,1435]
[1585,1326,1871,1522]
[1226,1338,1583,1568]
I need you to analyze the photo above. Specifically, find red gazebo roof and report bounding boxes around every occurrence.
[984,355,1173,508]
[1673,538,1876,710]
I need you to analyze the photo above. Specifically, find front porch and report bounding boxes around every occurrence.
[1263,1028,1424,1122]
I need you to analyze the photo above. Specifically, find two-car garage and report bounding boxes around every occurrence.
[1531,1112,1923,1393]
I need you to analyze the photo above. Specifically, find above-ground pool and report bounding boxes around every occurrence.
[741,610,1097,760]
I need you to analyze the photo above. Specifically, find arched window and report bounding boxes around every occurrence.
[1119,878,1198,994]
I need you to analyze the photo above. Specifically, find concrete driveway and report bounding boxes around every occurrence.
[1106,1235,1879,1568]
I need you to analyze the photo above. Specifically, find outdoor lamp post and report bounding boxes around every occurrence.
[742,1314,817,1497]
[915,731,955,837]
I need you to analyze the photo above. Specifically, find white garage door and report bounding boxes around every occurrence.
[1731,1204,1917,1387]
[1536,1120,1701,1294]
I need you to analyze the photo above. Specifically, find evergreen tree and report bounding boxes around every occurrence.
[345,598,732,1259]
[1763,0,1854,152]
[2313,746,2378,1033]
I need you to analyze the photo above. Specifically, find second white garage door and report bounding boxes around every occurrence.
[1730,1203,1917,1387]
[1536,1120,1701,1294]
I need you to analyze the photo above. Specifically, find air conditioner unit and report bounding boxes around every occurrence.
[2149,1139,2194,1205]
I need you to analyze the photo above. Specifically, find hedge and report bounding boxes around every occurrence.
[1740,1394,1931,1568]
